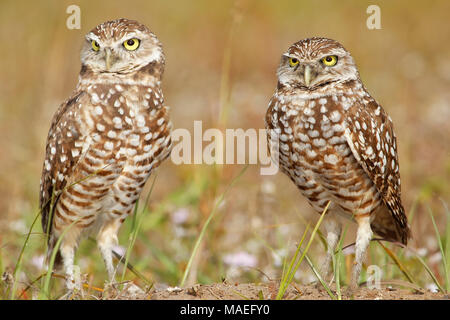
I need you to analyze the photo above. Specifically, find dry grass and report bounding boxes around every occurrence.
[0,0,449,299]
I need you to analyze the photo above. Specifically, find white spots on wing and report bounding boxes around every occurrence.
[390,146,395,157]
[144,132,153,141]
[95,106,103,115]
[299,133,309,142]
[362,122,368,131]
[366,146,374,158]
[104,141,114,150]
[107,130,117,139]
[129,134,140,147]
[280,143,289,152]
[143,144,152,152]
[306,149,317,158]
[342,100,351,111]
[136,115,145,127]
[324,154,338,165]
[375,106,381,116]
[303,107,314,116]
[91,93,100,104]
[96,123,105,132]
[358,132,365,144]
[114,100,121,107]
[127,148,137,157]
[313,138,326,148]
[157,118,165,126]
[293,142,309,151]
[71,149,80,158]
[332,124,344,132]
[113,116,123,129]
[330,111,341,123]
[307,130,319,138]
[307,116,316,124]
[329,136,342,145]
[51,147,56,155]
[60,155,67,163]
[318,98,327,105]
[115,84,124,92]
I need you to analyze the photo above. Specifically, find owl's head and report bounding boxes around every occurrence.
[277,37,359,92]
[80,19,164,75]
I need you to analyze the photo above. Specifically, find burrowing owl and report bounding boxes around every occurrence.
[39,19,172,289]
[265,37,410,292]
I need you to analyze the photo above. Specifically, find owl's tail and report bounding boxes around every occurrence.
[370,204,411,246]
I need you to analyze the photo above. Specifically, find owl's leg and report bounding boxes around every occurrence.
[348,214,373,294]
[60,243,76,290]
[58,232,83,295]
[97,218,122,281]
[319,213,342,284]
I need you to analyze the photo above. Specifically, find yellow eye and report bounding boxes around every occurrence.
[91,40,100,52]
[321,55,338,66]
[289,57,299,67]
[123,38,140,51]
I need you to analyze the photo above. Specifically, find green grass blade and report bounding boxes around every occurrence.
[428,205,449,292]
[39,217,81,299]
[304,253,336,299]
[276,201,330,299]
[120,175,157,284]
[377,241,416,285]
[179,165,248,287]
[9,209,41,299]
[277,224,310,299]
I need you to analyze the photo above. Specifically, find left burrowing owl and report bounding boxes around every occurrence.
[265,37,411,292]
[39,18,172,290]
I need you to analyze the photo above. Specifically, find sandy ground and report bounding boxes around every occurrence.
[110,282,449,300]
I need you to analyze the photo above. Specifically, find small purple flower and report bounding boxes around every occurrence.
[171,208,190,225]
[223,251,257,268]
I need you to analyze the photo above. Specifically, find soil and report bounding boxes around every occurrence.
[118,281,449,300]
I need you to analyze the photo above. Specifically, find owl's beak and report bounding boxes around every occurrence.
[105,48,112,71]
[304,65,312,87]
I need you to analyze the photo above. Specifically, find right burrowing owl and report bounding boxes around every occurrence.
[39,19,172,290]
[265,37,410,293]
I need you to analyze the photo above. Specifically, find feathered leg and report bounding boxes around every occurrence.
[320,213,342,284]
[348,215,373,294]
[97,218,122,281]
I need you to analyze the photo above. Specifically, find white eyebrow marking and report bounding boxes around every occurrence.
[86,33,100,42]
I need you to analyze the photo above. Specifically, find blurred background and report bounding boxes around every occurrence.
[0,0,448,296]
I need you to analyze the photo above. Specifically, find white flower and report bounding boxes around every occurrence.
[171,208,190,225]
[223,251,257,268]
[426,283,439,293]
